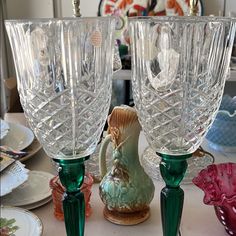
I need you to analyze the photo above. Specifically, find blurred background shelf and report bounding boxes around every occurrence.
[113,69,236,82]
[228,69,236,81]
[113,70,131,80]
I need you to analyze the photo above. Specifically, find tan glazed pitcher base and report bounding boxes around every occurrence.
[103,206,150,225]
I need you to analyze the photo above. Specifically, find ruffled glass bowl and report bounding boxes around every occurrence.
[193,163,236,235]
[206,95,236,152]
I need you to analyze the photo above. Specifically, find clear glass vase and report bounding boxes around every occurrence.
[5,17,116,236]
[129,16,236,236]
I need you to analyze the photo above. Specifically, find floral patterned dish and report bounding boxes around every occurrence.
[0,206,42,236]
[99,0,203,17]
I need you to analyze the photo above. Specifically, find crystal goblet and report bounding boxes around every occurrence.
[129,16,236,236]
[5,17,116,236]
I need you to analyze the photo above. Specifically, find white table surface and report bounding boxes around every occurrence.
[4,113,236,236]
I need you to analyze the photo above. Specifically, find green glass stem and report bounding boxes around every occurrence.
[54,157,89,236]
[158,153,192,236]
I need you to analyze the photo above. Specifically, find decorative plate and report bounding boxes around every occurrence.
[0,206,43,236]
[1,171,53,207]
[0,161,29,197]
[141,146,214,185]
[1,122,34,151]
[99,0,203,17]
[98,0,203,51]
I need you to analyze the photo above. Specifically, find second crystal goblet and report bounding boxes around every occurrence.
[6,17,117,236]
[129,16,236,236]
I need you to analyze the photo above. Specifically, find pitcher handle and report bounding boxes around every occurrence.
[99,134,112,178]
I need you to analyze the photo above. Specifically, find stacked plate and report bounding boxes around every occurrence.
[0,161,29,197]
[1,120,53,210]
[0,120,42,162]
[1,171,54,210]
[1,120,34,151]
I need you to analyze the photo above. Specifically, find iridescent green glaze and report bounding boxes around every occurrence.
[54,157,89,236]
[158,153,192,236]
[99,106,155,225]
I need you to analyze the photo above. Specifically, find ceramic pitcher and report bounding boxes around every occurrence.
[99,106,155,225]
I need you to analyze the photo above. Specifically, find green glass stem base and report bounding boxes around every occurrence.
[158,153,192,236]
[53,157,89,236]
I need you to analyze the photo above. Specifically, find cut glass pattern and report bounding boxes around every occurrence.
[129,17,236,155]
[6,18,116,159]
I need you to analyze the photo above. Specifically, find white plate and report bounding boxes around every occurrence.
[1,171,53,207]
[20,138,42,162]
[0,119,10,139]
[0,161,29,197]
[23,196,52,210]
[0,206,43,236]
[1,122,34,151]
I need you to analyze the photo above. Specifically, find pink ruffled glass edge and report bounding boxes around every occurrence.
[192,162,236,206]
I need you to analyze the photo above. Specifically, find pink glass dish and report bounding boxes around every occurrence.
[192,163,236,235]
[50,173,94,221]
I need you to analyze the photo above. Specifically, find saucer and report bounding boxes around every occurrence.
[0,206,43,236]
[1,122,34,151]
